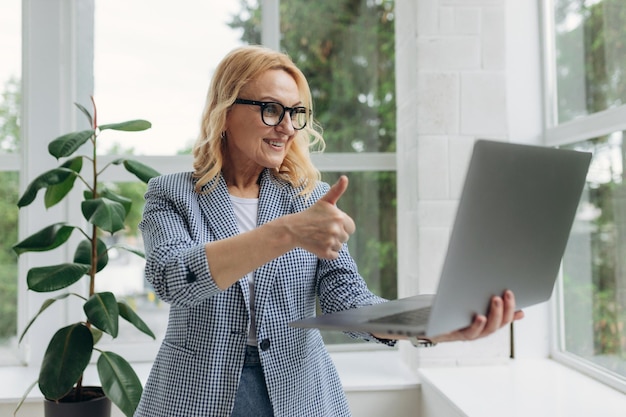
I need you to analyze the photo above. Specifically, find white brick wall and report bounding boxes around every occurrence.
[396,0,542,367]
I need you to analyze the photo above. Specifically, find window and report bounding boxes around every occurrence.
[553,0,626,124]
[93,0,245,357]
[561,135,626,383]
[94,0,244,156]
[0,0,21,365]
[276,0,397,344]
[12,1,398,368]
[95,0,397,349]
[545,0,626,392]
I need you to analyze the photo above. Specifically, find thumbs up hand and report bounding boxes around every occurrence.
[288,175,356,259]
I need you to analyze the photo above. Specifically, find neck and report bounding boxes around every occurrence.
[223,168,263,198]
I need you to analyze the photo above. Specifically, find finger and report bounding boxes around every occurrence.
[343,214,356,236]
[501,290,516,326]
[320,175,349,205]
[324,247,341,260]
[460,314,487,340]
[482,296,504,334]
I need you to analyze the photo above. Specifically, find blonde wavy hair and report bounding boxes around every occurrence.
[192,45,325,196]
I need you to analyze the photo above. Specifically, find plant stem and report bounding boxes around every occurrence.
[75,375,84,402]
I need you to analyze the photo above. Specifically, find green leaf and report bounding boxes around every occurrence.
[97,351,143,417]
[44,157,83,208]
[48,129,95,159]
[17,167,77,207]
[39,323,93,400]
[74,238,109,272]
[111,243,145,259]
[123,159,161,183]
[74,101,93,127]
[27,263,90,292]
[12,223,76,255]
[99,119,151,132]
[118,301,155,339]
[84,292,119,338]
[81,197,126,234]
[19,293,72,343]
[91,188,133,215]
[13,379,38,416]
[90,326,104,346]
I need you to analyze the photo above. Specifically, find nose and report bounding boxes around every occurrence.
[275,112,295,134]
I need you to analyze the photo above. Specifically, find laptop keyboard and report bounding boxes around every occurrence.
[367,306,431,325]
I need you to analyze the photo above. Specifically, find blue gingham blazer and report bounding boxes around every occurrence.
[134,169,389,417]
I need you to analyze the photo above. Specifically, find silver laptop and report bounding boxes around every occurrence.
[290,140,592,338]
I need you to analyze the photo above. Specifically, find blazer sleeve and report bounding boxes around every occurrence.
[139,174,222,306]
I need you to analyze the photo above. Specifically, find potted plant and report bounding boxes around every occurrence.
[12,97,160,417]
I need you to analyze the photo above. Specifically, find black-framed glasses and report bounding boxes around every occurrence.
[234,98,308,130]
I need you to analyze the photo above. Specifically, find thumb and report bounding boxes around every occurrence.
[321,175,349,205]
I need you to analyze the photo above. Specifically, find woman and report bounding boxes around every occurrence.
[135,45,523,417]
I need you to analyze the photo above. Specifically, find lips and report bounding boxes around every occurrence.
[264,139,285,148]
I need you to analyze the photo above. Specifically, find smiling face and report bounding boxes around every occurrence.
[223,69,302,181]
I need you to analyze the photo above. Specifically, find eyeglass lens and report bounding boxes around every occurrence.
[262,103,307,129]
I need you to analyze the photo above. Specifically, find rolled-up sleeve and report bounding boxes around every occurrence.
[140,175,223,306]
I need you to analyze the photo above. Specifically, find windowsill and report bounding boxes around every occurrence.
[4,351,624,417]
[0,349,419,405]
[331,349,420,391]
[418,358,626,417]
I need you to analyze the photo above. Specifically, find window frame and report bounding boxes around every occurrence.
[541,0,626,394]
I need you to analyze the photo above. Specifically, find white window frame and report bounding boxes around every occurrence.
[541,0,626,394]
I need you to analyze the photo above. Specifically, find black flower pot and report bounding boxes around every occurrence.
[44,386,111,417]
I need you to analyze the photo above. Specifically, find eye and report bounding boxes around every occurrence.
[263,103,282,117]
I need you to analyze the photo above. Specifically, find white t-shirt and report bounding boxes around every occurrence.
[229,194,259,346]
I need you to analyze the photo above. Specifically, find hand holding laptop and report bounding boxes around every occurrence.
[432,290,525,343]
[373,290,525,344]
[291,140,590,343]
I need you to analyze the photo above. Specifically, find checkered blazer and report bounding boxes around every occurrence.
[134,169,389,417]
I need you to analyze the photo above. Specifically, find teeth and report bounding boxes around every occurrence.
[268,140,284,147]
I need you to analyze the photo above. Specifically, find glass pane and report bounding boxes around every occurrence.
[0,171,19,365]
[94,1,244,156]
[230,0,396,153]
[320,171,397,345]
[554,0,626,123]
[0,0,20,365]
[0,0,21,155]
[562,135,626,380]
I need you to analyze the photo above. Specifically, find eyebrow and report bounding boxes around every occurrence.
[257,96,304,107]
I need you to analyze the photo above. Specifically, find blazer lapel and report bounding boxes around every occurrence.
[196,175,251,305]
[196,174,240,241]
[253,171,296,325]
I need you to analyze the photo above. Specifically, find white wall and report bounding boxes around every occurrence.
[396,0,544,372]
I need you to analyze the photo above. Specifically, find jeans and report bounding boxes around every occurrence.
[231,345,274,417]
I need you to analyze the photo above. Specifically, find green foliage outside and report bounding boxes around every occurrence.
[0,77,20,343]
[556,0,626,369]
[555,0,626,121]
